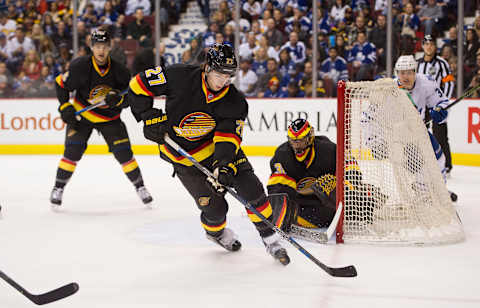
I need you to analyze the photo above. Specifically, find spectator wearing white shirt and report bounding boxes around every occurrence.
[0,12,16,38]
[280,31,306,64]
[226,10,250,33]
[236,57,258,97]
[6,26,35,58]
[0,33,12,61]
[125,0,151,16]
[258,36,279,62]
[242,0,262,21]
[330,0,350,24]
[238,32,259,60]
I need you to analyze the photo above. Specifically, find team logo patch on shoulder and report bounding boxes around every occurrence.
[296,177,316,192]
[173,112,216,141]
[89,85,112,108]
[198,197,210,207]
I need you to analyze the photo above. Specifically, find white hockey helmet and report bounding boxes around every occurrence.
[395,55,417,74]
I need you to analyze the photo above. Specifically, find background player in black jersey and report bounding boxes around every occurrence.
[267,119,387,234]
[51,30,153,208]
[128,43,290,265]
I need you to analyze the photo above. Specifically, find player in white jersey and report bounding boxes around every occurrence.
[394,55,457,201]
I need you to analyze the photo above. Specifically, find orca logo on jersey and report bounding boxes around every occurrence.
[173,112,216,141]
[89,85,112,108]
[296,177,317,194]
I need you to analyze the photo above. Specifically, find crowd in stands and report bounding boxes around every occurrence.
[0,0,479,99]
[0,0,187,98]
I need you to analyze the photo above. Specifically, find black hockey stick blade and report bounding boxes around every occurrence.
[323,264,357,278]
[27,282,79,305]
[1,270,79,305]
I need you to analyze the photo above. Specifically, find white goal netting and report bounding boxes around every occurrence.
[338,78,464,245]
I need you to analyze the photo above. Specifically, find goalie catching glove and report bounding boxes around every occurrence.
[141,108,168,144]
[207,161,237,196]
[311,174,337,209]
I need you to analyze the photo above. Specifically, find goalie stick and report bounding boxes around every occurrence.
[0,270,79,305]
[164,135,357,278]
[289,201,343,244]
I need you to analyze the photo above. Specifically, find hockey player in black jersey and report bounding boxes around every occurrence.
[267,119,386,235]
[128,43,290,265]
[51,30,153,208]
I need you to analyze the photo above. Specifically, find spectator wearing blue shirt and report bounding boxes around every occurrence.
[348,31,376,81]
[280,31,306,64]
[286,81,305,97]
[264,76,288,98]
[397,2,420,54]
[251,47,269,77]
[278,48,296,78]
[285,7,312,34]
[320,47,348,85]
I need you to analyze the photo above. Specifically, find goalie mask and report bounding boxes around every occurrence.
[287,119,314,155]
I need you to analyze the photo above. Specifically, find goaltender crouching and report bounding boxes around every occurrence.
[267,119,386,238]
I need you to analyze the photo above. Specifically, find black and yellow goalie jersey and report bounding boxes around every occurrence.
[267,136,337,199]
[55,56,130,123]
[128,64,247,167]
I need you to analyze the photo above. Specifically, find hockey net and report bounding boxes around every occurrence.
[336,79,464,245]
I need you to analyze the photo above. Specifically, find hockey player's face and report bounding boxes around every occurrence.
[397,70,416,90]
[288,134,311,155]
[92,42,111,65]
[207,69,231,91]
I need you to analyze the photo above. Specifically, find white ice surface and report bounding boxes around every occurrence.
[1,155,479,308]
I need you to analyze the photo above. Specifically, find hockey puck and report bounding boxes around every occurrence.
[450,192,458,202]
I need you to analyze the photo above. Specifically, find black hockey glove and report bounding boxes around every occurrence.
[213,162,237,187]
[58,102,78,125]
[207,162,237,196]
[141,108,168,144]
[105,89,124,108]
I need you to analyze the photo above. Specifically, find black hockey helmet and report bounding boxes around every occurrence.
[287,119,314,155]
[206,43,237,76]
[91,30,110,46]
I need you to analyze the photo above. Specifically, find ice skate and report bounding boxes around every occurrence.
[136,186,153,205]
[50,187,64,209]
[206,228,242,252]
[262,233,290,265]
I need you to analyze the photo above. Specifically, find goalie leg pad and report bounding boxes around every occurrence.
[268,193,298,233]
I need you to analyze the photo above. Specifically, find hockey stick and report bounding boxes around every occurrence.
[438,83,480,111]
[164,135,357,278]
[0,270,79,305]
[75,89,128,115]
[290,201,343,244]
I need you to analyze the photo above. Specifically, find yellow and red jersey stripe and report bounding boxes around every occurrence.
[129,74,155,97]
[201,73,230,104]
[122,158,139,173]
[58,157,76,172]
[72,98,120,123]
[246,200,273,222]
[202,220,226,232]
[159,141,214,166]
[267,173,297,190]
[213,131,241,154]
